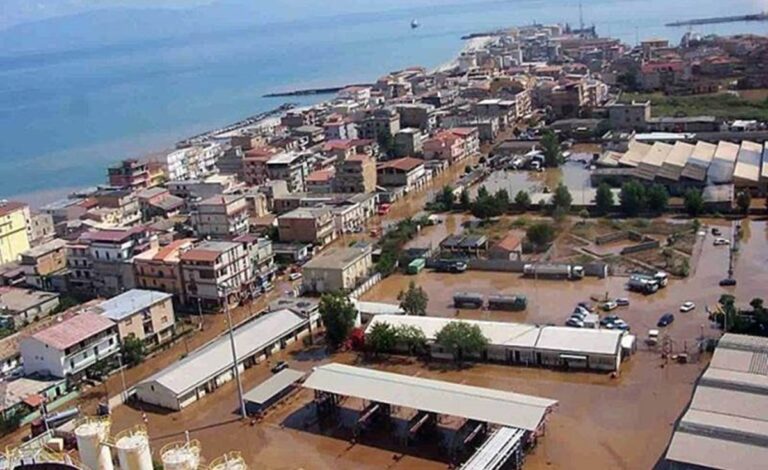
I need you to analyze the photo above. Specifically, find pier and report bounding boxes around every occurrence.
[262,83,373,98]
[175,103,294,148]
[666,12,768,27]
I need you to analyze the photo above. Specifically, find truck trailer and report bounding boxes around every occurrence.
[523,264,584,280]
[627,274,659,294]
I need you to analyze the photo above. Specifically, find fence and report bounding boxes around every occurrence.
[620,241,660,255]
[350,273,382,299]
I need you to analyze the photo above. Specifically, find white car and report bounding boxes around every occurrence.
[713,238,730,246]
[288,272,302,281]
[602,301,618,311]
[680,301,696,312]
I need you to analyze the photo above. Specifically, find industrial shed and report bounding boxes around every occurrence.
[636,142,672,180]
[365,315,626,372]
[707,141,740,184]
[680,141,716,181]
[617,141,651,167]
[134,309,310,410]
[733,141,763,189]
[657,142,694,181]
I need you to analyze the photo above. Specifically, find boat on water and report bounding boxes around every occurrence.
[411,19,420,29]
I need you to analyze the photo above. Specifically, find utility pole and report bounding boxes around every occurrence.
[223,288,247,418]
[578,1,585,35]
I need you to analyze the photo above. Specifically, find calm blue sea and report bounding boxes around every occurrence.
[1,0,766,202]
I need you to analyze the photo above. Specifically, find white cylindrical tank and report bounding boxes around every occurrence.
[160,441,200,470]
[209,452,246,470]
[115,427,153,470]
[75,419,113,470]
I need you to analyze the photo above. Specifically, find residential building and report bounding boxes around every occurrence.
[608,101,652,130]
[90,289,176,345]
[20,313,119,379]
[0,287,60,330]
[395,103,436,131]
[305,168,336,194]
[277,207,337,246]
[333,154,377,194]
[488,233,523,260]
[423,131,465,163]
[266,152,308,193]
[167,174,239,200]
[180,241,254,310]
[107,159,149,190]
[133,238,196,305]
[394,128,424,157]
[449,128,481,159]
[160,144,223,182]
[377,157,427,191]
[234,235,276,294]
[358,109,401,140]
[281,109,316,128]
[27,212,55,247]
[191,194,249,239]
[19,239,68,291]
[292,125,325,145]
[301,244,373,293]
[242,147,279,185]
[93,189,142,227]
[0,201,31,265]
[323,114,358,141]
[323,140,357,161]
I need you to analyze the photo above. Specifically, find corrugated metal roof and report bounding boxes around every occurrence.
[243,369,305,406]
[733,141,763,183]
[761,144,768,180]
[31,313,115,350]
[681,141,717,181]
[138,309,306,395]
[535,326,623,356]
[618,142,651,168]
[94,289,172,321]
[302,363,557,431]
[708,141,740,184]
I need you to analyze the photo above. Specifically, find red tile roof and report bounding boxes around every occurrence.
[306,168,335,183]
[32,313,115,350]
[494,234,522,252]
[324,139,356,151]
[179,249,220,263]
[0,201,28,217]
[379,157,425,172]
[244,147,278,159]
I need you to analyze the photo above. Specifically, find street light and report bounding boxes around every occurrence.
[222,287,247,418]
[116,353,128,403]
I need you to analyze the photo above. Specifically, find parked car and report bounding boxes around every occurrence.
[657,313,675,327]
[713,238,730,246]
[288,272,302,281]
[680,301,696,312]
[573,306,590,317]
[719,278,737,286]
[577,302,595,312]
[602,301,618,311]
[612,319,630,331]
[565,317,585,328]
[600,315,620,326]
[646,329,660,346]
[271,361,288,374]
[711,228,722,236]
[615,298,630,307]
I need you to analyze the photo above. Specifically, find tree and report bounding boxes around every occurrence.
[646,184,669,214]
[494,189,510,213]
[620,181,647,216]
[366,323,398,354]
[526,222,556,249]
[551,182,572,213]
[471,193,503,220]
[541,130,562,168]
[122,336,146,367]
[459,189,471,209]
[595,183,614,215]
[438,185,455,211]
[750,298,765,312]
[434,322,489,362]
[377,132,395,156]
[398,281,429,316]
[319,292,358,349]
[684,189,705,217]
[514,190,531,210]
[477,186,489,199]
[736,190,751,214]
[395,325,428,355]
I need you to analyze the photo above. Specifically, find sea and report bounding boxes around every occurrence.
[1,0,767,204]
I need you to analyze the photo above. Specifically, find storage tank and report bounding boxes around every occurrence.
[74,418,113,470]
[115,426,153,470]
[160,440,201,470]
[209,452,246,470]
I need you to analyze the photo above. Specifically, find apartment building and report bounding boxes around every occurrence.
[0,201,31,265]
[242,147,279,185]
[191,194,249,239]
[266,152,309,193]
[394,128,424,157]
[395,103,436,131]
[107,159,149,190]
[20,313,120,379]
[133,238,196,305]
[333,154,377,194]
[0,287,60,330]
[377,157,427,191]
[277,207,337,246]
[358,109,401,140]
[233,234,276,294]
[19,239,68,291]
[305,168,336,194]
[180,241,254,310]
[423,131,465,163]
[449,128,481,159]
[93,189,142,227]
[301,244,373,293]
[91,289,176,346]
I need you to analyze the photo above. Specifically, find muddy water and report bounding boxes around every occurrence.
[474,160,592,198]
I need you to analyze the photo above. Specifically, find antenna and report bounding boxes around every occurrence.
[579,1,584,33]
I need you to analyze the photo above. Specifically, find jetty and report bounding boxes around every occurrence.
[666,12,768,27]
[262,83,373,98]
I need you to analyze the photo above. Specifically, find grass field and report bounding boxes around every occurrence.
[620,91,768,121]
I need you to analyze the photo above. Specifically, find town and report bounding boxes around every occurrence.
[1,20,768,470]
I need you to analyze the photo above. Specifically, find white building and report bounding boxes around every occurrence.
[20,313,120,379]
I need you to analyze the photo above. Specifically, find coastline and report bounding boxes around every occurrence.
[433,36,496,73]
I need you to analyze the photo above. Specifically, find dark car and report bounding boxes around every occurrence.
[270,361,288,374]
[600,315,620,326]
[615,298,630,307]
[711,228,722,236]
[719,278,737,287]
[657,313,675,327]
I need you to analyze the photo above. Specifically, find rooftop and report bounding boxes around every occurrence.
[180,241,240,263]
[303,245,371,270]
[90,289,172,322]
[243,369,306,406]
[20,239,67,260]
[378,157,425,172]
[30,313,114,350]
[0,201,28,218]
[0,288,59,313]
[733,141,763,183]
[133,239,196,263]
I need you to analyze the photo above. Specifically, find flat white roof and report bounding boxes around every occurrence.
[640,142,673,168]
[138,309,306,396]
[354,301,404,316]
[708,141,740,184]
[535,326,623,356]
[243,369,305,406]
[733,141,763,183]
[93,289,172,321]
[618,141,651,167]
[302,363,556,431]
[664,141,695,168]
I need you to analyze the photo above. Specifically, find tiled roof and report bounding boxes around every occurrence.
[32,313,114,350]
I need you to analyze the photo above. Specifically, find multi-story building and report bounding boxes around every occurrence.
[180,241,254,310]
[449,128,481,159]
[167,174,239,201]
[90,289,176,346]
[0,287,60,329]
[242,147,279,185]
[323,114,358,141]
[277,207,337,246]
[191,194,249,239]
[107,159,149,190]
[281,109,316,128]
[292,125,325,145]
[19,239,68,291]
[333,154,377,194]
[93,189,142,227]
[133,238,196,305]
[607,101,652,130]
[0,201,31,265]
[358,109,401,140]
[376,157,427,191]
[301,244,373,293]
[233,234,276,294]
[395,103,436,131]
[27,212,55,247]
[160,144,223,181]
[423,131,465,163]
[394,128,424,157]
[266,152,309,193]
[20,313,120,379]
[305,168,336,194]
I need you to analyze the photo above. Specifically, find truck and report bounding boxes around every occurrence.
[627,274,659,294]
[407,258,426,275]
[434,259,468,273]
[453,292,484,309]
[523,264,585,280]
[487,295,527,311]
[653,271,669,288]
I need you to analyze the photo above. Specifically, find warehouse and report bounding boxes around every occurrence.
[680,141,717,181]
[665,333,768,470]
[707,141,740,184]
[365,315,627,372]
[635,142,672,180]
[733,141,763,191]
[134,309,310,410]
[657,141,694,182]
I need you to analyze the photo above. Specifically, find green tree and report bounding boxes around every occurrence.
[477,186,489,199]
[0,412,22,436]
[434,322,489,362]
[366,322,398,354]
[736,190,751,214]
[646,184,669,214]
[526,222,556,249]
[471,193,503,220]
[377,132,395,155]
[395,325,428,355]
[514,190,531,210]
[122,336,146,367]
[459,189,471,209]
[541,130,562,168]
[750,298,765,312]
[684,189,705,217]
[551,182,572,213]
[319,292,358,349]
[494,189,510,213]
[438,185,455,210]
[398,281,429,316]
[620,181,647,216]
[595,183,614,215]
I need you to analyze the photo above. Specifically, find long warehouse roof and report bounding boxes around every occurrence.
[681,141,717,181]
[665,333,768,470]
[708,141,740,184]
[618,141,652,167]
[138,309,306,396]
[640,142,673,168]
[762,144,768,180]
[303,363,557,431]
[733,141,763,183]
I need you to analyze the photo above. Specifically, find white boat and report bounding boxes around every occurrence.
[411,19,420,29]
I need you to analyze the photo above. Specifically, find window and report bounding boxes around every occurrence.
[161,316,168,324]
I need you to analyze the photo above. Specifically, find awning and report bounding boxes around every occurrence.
[560,354,588,361]
[23,394,44,408]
